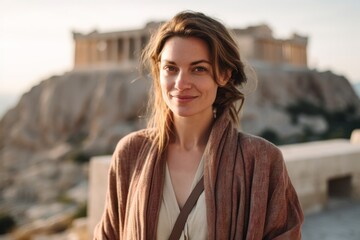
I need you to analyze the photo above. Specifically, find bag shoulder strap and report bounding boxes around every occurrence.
[168,175,205,240]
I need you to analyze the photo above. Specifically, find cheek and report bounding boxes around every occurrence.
[211,86,219,101]
[203,80,219,96]
[159,76,172,92]
[207,82,219,103]
[159,77,170,101]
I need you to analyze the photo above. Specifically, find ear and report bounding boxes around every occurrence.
[218,69,232,87]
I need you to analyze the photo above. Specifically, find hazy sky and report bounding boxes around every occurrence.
[1,0,360,98]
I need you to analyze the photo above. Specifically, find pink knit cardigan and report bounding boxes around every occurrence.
[94,111,304,239]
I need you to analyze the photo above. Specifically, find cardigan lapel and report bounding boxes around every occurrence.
[203,110,248,239]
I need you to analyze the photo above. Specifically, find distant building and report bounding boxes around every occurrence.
[73,22,308,70]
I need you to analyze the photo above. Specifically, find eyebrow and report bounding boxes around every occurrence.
[161,59,212,65]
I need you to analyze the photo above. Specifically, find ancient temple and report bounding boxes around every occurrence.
[73,22,308,69]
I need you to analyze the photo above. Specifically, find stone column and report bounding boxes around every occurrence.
[351,129,360,144]
[283,43,291,63]
[74,40,78,68]
[123,37,130,64]
[268,41,273,63]
[128,37,135,60]
[135,35,142,60]
[105,39,113,64]
[300,47,305,66]
[294,45,299,66]
[275,41,282,64]
[88,156,111,238]
[98,40,107,64]
[75,39,88,67]
[303,46,308,67]
[268,41,274,62]
[111,39,118,63]
[74,39,81,68]
[293,45,298,66]
[296,46,301,66]
[290,45,295,65]
[296,45,301,66]
[89,40,98,65]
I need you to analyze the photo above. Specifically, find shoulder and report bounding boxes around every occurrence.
[112,128,156,164]
[236,132,289,188]
[110,128,156,178]
[113,128,155,159]
[238,132,280,152]
[237,131,283,163]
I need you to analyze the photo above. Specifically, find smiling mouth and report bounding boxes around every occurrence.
[171,95,197,102]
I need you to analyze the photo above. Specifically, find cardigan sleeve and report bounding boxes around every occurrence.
[93,130,148,239]
[262,146,304,240]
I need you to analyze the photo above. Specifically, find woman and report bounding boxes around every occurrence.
[94,11,303,240]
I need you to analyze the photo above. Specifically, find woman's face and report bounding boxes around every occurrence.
[159,36,223,120]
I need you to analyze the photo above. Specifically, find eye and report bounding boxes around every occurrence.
[163,65,178,73]
[193,66,208,73]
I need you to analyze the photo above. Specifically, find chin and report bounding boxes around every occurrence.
[172,111,194,118]
[171,109,212,120]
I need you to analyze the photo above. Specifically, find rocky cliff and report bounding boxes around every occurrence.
[0,68,150,235]
[243,65,360,143]
[0,65,359,236]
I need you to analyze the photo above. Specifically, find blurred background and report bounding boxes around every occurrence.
[1,0,360,239]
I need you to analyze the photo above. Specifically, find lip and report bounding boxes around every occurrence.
[171,94,197,103]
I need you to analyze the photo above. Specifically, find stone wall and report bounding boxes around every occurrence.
[283,139,360,213]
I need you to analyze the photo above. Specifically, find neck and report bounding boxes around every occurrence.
[171,112,214,151]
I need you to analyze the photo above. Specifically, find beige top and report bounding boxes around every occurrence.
[157,156,207,240]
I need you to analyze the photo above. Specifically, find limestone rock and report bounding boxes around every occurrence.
[12,207,76,240]
[65,181,88,204]
[242,65,360,141]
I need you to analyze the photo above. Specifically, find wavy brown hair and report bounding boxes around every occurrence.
[141,10,247,152]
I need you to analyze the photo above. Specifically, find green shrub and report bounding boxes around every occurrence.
[0,213,16,234]
[260,129,280,145]
[73,203,87,219]
[70,151,91,164]
[285,101,360,142]
[57,194,74,204]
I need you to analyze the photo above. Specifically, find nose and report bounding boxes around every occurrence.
[174,71,191,91]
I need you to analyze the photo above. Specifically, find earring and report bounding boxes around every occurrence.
[213,107,217,119]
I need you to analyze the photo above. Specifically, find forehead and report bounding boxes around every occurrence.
[160,36,210,63]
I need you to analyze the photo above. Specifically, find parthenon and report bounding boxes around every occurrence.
[73,22,308,69]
